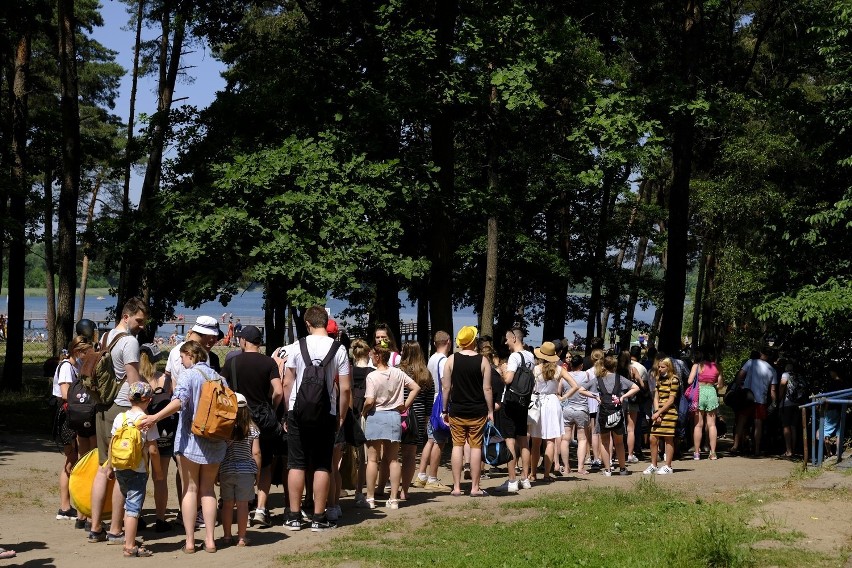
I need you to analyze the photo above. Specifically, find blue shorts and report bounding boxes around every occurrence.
[115,469,148,518]
[427,421,450,444]
[365,410,402,442]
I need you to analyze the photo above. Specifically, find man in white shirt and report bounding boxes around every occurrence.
[412,331,452,490]
[495,327,535,492]
[282,306,351,531]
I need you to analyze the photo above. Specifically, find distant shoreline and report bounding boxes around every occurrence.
[19,288,113,298]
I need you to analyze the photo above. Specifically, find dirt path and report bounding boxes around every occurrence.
[1,433,850,567]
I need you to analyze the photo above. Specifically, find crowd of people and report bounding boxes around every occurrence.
[44,299,836,559]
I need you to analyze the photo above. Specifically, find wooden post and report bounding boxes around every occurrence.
[801,407,808,467]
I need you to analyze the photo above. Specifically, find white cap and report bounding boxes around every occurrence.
[235,392,248,408]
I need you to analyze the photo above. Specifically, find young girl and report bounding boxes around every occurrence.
[142,343,177,532]
[644,357,680,475]
[219,393,260,547]
[52,335,92,528]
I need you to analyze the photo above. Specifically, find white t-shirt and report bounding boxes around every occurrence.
[52,360,77,398]
[742,358,778,405]
[507,350,534,373]
[286,335,350,416]
[111,408,159,473]
[107,327,141,408]
[426,352,447,402]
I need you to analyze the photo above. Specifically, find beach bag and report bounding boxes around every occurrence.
[78,332,128,408]
[110,412,144,470]
[597,376,624,430]
[191,370,238,441]
[505,354,534,407]
[429,357,450,433]
[69,449,115,518]
[527,393,543,424]
[293,338,340,426]
[684,378,699,413]
[482,421,514,466]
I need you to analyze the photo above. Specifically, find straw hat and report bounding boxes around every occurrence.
[534,341,560,363]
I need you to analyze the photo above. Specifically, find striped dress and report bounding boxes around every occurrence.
[652,374,680,437]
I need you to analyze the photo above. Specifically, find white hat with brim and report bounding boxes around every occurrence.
[191,315,220,336]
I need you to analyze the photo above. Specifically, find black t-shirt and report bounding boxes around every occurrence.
[490,365,504,406]
[221,351,279,408]
[209,351,221,373]
[448,353,488,419]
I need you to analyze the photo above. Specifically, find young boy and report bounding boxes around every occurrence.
[110,382,162,557]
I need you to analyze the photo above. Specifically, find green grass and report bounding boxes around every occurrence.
[278,478,843,568]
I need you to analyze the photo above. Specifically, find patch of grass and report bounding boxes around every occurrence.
[277,478,838,568]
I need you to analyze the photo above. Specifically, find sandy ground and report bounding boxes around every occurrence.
[1,433,850,568]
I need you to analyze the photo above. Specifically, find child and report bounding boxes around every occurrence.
[110,382,162,557]
[219,393,260,547]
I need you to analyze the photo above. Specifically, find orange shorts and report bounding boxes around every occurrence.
[449,416,487,449]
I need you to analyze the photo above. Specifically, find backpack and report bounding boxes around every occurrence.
[110,412,144,470]
[785,372,807,404]
[78,332,129,408]
[293,338,340,426]
[147,376,178,442]
[504,353,534,407]
[597,374,625,430]
[191,368,238,441]
[65,361,98,432]
[429,356,450,433]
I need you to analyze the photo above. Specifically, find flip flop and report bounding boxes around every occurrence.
[450,491,464,497]
[469,490,489,497]
[0,548,16,560]
[576,470,590,475]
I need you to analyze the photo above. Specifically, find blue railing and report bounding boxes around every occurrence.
[800,387,852,467]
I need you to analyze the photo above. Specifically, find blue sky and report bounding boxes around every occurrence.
[90,0,226,203]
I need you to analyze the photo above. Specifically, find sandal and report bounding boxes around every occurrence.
[202,542,217,553]
[709,452,718,460]
[123,546,153,558]
[237,537,250,547]
[0,548,16,560]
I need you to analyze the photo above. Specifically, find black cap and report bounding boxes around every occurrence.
[237,325,263,345]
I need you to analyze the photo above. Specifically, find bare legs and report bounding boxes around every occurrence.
[627,410,638,458]
[178,457,220,551]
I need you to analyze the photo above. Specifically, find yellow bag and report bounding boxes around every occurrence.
[69,449,115,518]
[110,412,144,470]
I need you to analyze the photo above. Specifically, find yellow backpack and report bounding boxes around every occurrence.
[110,413,144,470]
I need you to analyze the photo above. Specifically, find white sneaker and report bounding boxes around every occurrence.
[642,465,658,475]
[657,465,674,475]
[520,479,532,490]
[603,469,612,477]
[495,480,519,493]
[627,454,639,464]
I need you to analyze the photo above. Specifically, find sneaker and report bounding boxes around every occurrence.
[56,508,78,520]
[626,454,639,464]
[463,465,471,480]
[310,515,337,532]
[251,508,270,528]
[642,465,658,475]
[356,497,376,509]
[195,510,205,529]
[619,467,630,476]
[87,530,107,543]
[657,465,674,475]
[603,469,612,477]
[284,512,304,531]
[387,499,399,510]
[495,480,519,493]
[74,519,87,530]
[154,519,172,533]
[693,452,701,461]
[480,471,490,480]
[591,459,603,470]
[411,476,428,488]
[520,478,532,490]
[326,506,340,522]
[106,531,126,545]
[424,480,450,491]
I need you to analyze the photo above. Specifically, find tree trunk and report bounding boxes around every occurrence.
[56,0,81,353]
[586,171,615,354]
[427,0,458,341]
[698,250,719,352]
[481,216,498,338]
[619,179,654,350]
[77,172,102,321]
[2,31,31,391]
[122,4,189,306]
[690,246,706,355]
[416,283,430,355]
[44,168,58,356]
[117,0,145,305]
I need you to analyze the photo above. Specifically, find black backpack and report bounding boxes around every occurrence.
[148,376,179,441]
[504,353,534,407]
[65,361,98,432]
[293,338,340,426]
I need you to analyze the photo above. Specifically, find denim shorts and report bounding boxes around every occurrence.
[115,469,148,518]
[365,410,402,442]
[427,420,450,444]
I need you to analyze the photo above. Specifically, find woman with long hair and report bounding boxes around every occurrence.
[643,357,680,475]
[559,355,595,475]
[52,335,93,527]
[687,350,723,460]
[591,354,640,476]
[527,342,576,482]
[362,341,420,509]
[398,341,432,500]
[350,339,372,506]
[141,340,228,553]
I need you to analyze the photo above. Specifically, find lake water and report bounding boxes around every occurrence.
[11,290,655,346]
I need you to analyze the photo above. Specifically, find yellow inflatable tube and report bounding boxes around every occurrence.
[69,449,115,518]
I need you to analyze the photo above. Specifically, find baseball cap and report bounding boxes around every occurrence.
[128,381,153,402]
[237,325,263,345]
[140,343,162,363]
[326,318,339,336]
[235,392,248,408]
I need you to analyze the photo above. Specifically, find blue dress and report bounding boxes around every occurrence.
[172,362,228,464]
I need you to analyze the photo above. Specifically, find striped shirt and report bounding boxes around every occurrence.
[652,375,680,436]
[219,425,260,475]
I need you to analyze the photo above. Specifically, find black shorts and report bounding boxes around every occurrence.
[498,402,528,438]
[259,432,286,468]
[286,411,336,472]
[780,405,799,428]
